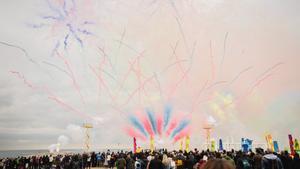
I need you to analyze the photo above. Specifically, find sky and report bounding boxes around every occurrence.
[0,0,299,151]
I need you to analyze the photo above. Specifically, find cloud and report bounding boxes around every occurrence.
[48,135,70,152]
[57,135,69,146]
[66,124,84,143]
[48,144,59,153]
[0,93,13,108]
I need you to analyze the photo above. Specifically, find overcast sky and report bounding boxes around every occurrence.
[0,0,299,150]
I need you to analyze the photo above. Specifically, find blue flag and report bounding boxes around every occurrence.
[219,139,223,151]
[241,138,253,152]
[273,141,279,152]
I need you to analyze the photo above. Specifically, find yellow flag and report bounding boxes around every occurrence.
[295,139,300,151]
[179,139,183,151]
[265,134,274,151]
[211,140,216,151]
[150,136,155,152]
[185,135,190,152]
[136,147,142,153]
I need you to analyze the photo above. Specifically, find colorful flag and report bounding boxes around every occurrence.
[150,136,155,152]
[241,138,253,152]
[185,135,190,152]
[179,139,183,151]
[219,139,223,151]
[241,138,248,152]
[294,139,299,153]
[246,139,253,151]
[133,137,137,153]
[211,140,216,151]
[265,134,274,151]
[273,141,279,152]
[288,134,295,155]
[136,146,142,153]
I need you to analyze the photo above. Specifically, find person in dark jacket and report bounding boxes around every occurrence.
[126,154,135,169]
[185,154,196,169]
[115,154,126,169]
[279,150,293,169]
[262,149,283,169]
[148,154,164,169]
[292,153,300,169]
[253,148,263,169]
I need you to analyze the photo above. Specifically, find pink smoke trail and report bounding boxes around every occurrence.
[217,73,275,111]
[113,52,145,100]
[141,115,154,137]
[170,44,185,76]
[219,32,229,75]
[131,56,158,90]
[121,74,156,107]
[229,66,253,85]
[166,117,179,137]
[121,54,158,102]
[127,55,156,105]
[234,62,284,104]
[154,73,164,102]
[206,81,228,90]
[47,95,89,119]
[190,79,208,113]
[255,62,283,82]
[93,50,110,103]
[156,114,163,136]
[168,40,179,60]
[161,59,188,73]
[55,51,85,105]
[10,71,36,89]
[97,46,114,70]
[42,86,92,119]
[89,65,116,104]
[167,67,191,100]
[128,57,143,104]
[168,42,197,96]
[10,71,91,120]
[173,126,191,143]
[247,73,274,97]
[125,127,147,141]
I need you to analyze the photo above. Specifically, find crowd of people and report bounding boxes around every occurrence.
[0,148,299,169]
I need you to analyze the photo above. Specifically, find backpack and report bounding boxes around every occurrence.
[176,159,183,166]
[117,158,126,168]
[135,161,141,169]
[241,159,251,169]
[267,159,279,169]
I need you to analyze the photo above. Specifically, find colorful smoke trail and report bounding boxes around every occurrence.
[30,0,96,53]
[127,106,191,142]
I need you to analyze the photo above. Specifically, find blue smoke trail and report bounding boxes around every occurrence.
[77,29,93,35]
[146,109,158,134]
[64,34,69,50]
[163,105,172,130]
[82,21,94,25]
[26,23,46,29]
[45,0,64,20]
[129,115,148,137]
[170,119,190,138]
[42,16,61,21]
[67,24,83,47]
[62,0,69,16]
[51,42,60,57]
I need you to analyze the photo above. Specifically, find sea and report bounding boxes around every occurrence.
[0,149,80,158]
[0,149,130,158]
